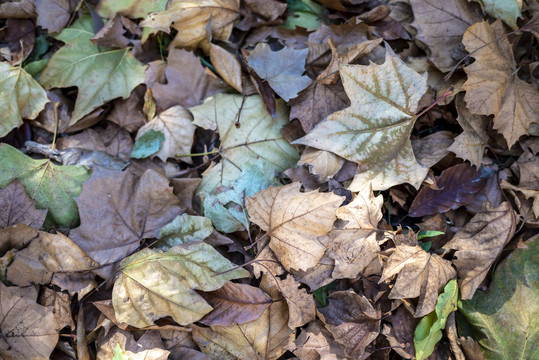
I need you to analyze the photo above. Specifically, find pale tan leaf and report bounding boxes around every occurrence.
[442,202,517,299]
[247,182,344,271]
[298,148,345,182]
[210,44,242,92]
[289,320,347,360]
[380,245,456,317]
[96,328,170,360]
[39,288,75,331]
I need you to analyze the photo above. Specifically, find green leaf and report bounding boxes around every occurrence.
[0,144,90,228]
[156,214,213,249]
[112,242,249,327]
[420,241,432,252]
[284,0,325,30]
[0,62,49,137]
[480,0,522,30]
[418,230,445,241]
[294,47,429,191]
[39,16,146,125]
[414,279,458,360]
[112,344,130,360]
[96,0,167,19]
[130,129,165,159]
[458,235,539,360]
[23,59,49,80]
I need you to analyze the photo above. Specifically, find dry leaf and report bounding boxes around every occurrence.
[106,86,147,133]
[501,150,539,218]
[247,182,344,271]
[90,14,130,48]
[209,44,242,93]
[462,20,539,147]
[298,148,345,182]
[380,245,456,317]
[0,180,47,228]
[39,288,75,330]
[35,0,73,34]
[96,328,170,360]
[443,202,516,299]
[289,320,347,360]
[412,131,454,168]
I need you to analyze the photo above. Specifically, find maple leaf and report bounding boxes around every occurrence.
[112,242,249,328]
[39,16,146,124]
[247,182,344,271]
[462,19,539,147]
[294,47,429,190]
[0,62,48,137]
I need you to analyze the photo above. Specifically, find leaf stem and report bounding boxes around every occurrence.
[176,149,219,157]
[50,102,61,151]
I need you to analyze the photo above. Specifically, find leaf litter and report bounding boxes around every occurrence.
[0,0,538,359]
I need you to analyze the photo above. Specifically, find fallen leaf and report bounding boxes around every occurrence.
[443,202,517,299]
[107,86,147,133]
[479,0,522,30]
[0,62,48,137]
[0,19,34,65]
[458,234,538,359]
[501,150,539,218]
[462,19,539,147]
[247,182,344,271]
[0,224,38,256]
[289,320,347,360]
[209,44,242,93]
[408,163,491,218]
[410,0,480,72]
[284,0,326,30]
[141,0,240,51]
[295,47,429,190]
[199,281,273,326]
[39,16,146,124]
[112,242,249,327]
[412,131,454,168]
[0,180,47,228]
[39,288,75,330]
[0,0,36,18]
[35,0,73,33]
[130,129,164,159]
[298,148,345,182]
[317,290,381,359]
[134,105,196,163]
[0,144,90,228]
[96,0,167,19]
[0,283,59,360]
[382,306,418,359]
[97,328,170,360]
[380,244,456,317]
[246,43,312,101]
[156,214,213,249]
[90,14,130,48]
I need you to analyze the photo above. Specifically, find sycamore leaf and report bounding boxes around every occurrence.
[140,0,240,51]
[39,16,146,124]
[380,245,456,317]
[442,202,516,300]
[0,283,59,360]
[0,180,47,228]
[0,144,90,228]
[247,182,344,272]
[0,62,48,137]
[112,242,249,328]
[96,0,167,19]
[479,0,522,30]
[458,235,539,360]
[98,328,169,360]
[192,94,299,203]
[134,105,196,163]
[246,43,312,101]
[462,20,539,147]
[130,129,164,159]
[209,43,242,93]
[414,279,458,360]
[294,47,429,190]
[298,148,345,182]
[289,321,347,359]
[156,214,213,249]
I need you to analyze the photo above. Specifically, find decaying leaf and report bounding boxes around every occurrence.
[247,182,344,271]
[113,242,249,328]
[295,47,429,190]
[288,320,347,360]
[380,244,456,317]
[462,20,539,147]
[298,148,345,182]
[501,150,539,218]
[0,180,47,228]
[0,283,59,360]
[97,328,170,360]
[156,213,213,249]
[443,202,516,299]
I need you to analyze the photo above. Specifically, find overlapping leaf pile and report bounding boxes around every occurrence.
[0,0,538,359]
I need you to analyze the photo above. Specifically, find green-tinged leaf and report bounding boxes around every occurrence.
[112,344,130,360]
[480,0,522,30]
[284,0,325,30]
[130,129,165,159]
[0,62,48,137]
[191,94,299,213]
[39,16,146,124]
[112,242,249,328]
[23,59,49,80]
[156,214,213,249]
[414,279,458,360]
[458,235,539,360]
[420,241,432,252]
[0,144,90,228]
[313,282,336,307]
[418,231,445,241]
[294,47,429,191]
[96,0,167,19]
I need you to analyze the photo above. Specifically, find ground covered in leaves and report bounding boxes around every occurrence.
[0,0,538,359]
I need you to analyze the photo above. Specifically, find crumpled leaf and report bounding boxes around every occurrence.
[298,148,345,182]
[112,242,249,328]
[134,105,196,163]
[408,163,492,218]
[97,328,170,360]
[0,62,48,137]
[156,213,213,249]
[141,0,240,51]
[382,306,418,359]
[414,279,458,360]
[96,0,167,19]
[295,47,429,190]
[39,288,74,331]
[199,281,273,326]
[501,149,539,218]
[288,320,347,360]
[479,0,522,30]
[247,182,344,272]
[410,0,480,72]
[0,144,90,228]
[90,14,130,48]
[462,19,539,147]
[246,43,312,101]
[0,283,59,360]
[458,234,538,360]
[0,180,47,228]
[380,244,457,317]
[443,202,516,300]
[317,290,380,359]
[39,16,146,124]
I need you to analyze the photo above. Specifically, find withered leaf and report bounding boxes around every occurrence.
[97,328,170,360]
[443,202,517,299]
[0,180,47,229]
[288,320,347,360]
